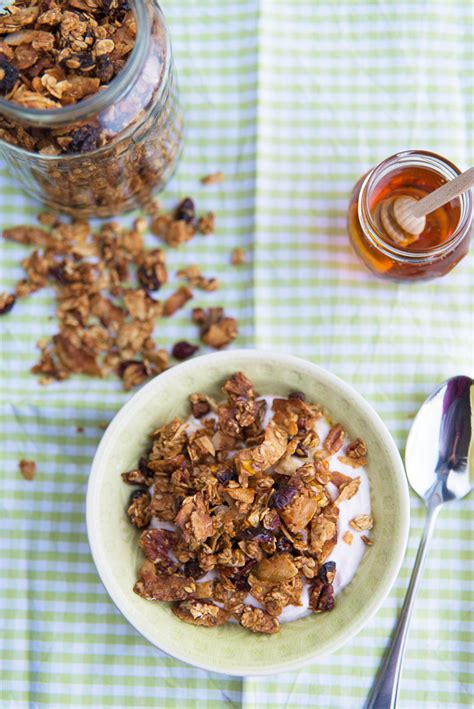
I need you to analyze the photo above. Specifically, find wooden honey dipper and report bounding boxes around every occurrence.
[379,166,474,246]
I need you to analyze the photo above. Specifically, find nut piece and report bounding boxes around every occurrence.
[324,424,345,455]
[163,287,193,317]
[19,459,36,480]
[239,606,280,634]
[253,554,298,583]
[201,172,225,185]
[336,477,361,505]
[309,578,334,613]
[349,514,373,532]
[0,292,16,315]
[361,534,374,546]
[343,531,353,545]
[173,600,229,627]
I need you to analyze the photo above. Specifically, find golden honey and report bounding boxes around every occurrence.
[348,151,472,281]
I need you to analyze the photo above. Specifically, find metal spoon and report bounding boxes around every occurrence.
[365,375,473,709]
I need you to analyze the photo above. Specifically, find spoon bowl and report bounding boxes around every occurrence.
[406,375,473,504]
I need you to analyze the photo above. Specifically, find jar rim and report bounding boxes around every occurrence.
[358,150,473,262]
[0,0,153,129]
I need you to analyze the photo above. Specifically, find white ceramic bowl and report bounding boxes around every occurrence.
[86,350,410,675]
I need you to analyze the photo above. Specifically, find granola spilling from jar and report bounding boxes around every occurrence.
[123,372,374,634]
[0,199,237,388]
[0,0,183,217]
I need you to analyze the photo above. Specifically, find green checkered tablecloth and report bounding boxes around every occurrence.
[1,1,473,707]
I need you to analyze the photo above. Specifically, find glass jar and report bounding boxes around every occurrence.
[348,150,473,282]
[0,0,183,218]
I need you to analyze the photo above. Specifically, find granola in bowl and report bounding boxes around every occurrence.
[122,371,374,634]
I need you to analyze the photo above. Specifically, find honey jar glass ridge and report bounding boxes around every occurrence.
[348,150,473,282]
[0,0,183,218]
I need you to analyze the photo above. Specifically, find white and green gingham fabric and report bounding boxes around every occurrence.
[1,1,473,707]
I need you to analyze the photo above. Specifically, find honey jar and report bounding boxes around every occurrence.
[348,150,473,281]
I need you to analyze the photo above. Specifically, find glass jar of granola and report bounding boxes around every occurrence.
[0,0,183,218]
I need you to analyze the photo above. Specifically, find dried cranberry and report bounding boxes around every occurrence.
[69,125,101,153]
[136,265,162,291]
[0,57,18,96]
[234,576,250,592]
[175,197,196,224]
[276,536,292,553]
[289,391,306,402]
[172,341,199,361]
[318,561,336,584]
[216,468,237,484]
[270,485,297,510]
[241,526,274,544]
[183,560,206,579]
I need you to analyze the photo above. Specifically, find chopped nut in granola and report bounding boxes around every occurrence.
[122,373,374,634]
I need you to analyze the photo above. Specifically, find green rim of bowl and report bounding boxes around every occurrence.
[86,350,410,676]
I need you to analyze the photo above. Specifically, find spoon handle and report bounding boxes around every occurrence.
[364,504,441,709]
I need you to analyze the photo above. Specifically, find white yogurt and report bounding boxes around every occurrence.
[149,395,371,623]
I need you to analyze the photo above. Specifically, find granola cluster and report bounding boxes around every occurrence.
[0,0,183,217]
[0,0,135,111]
[123,372,374,634]
[0,199,238,388]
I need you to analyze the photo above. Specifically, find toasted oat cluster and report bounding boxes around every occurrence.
[0,0,135,112]
[0,200,237,388]
[123,372,373,634]
[0,0,183,217]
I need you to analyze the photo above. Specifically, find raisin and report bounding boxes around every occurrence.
[216,468,237,484]
[175,197,195,224]
[0,293,16,316]
[138,456,154,479]
[183,560,206,579]
[269,485,298,510]
[172,341,199,361]
[0,57,19,96]
[69,126,101,153]
[96,55,114,83]
[288,391,306,402]
[276,536,292,553]
[318,561,336,584]
[234,576,250,592]
[136,265,163,291]
[241,526,274,543]
[78,52,96,71]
